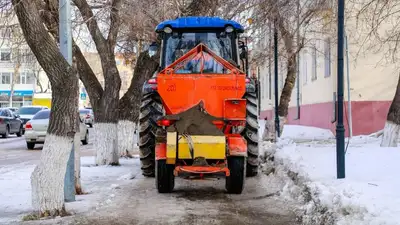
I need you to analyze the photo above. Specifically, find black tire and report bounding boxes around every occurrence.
[2,125,9,138]
[89,123,93,128]
[82,131,89,145]
[27,142,35,150]
[139,92,164,177]
[156,159,175,193]
[226,157,245,194]
[16,125,23,137]
[241,92,259,177]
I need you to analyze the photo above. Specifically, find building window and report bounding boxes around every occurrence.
[17,72,28,84]
[26,72,35,84]
[302,50,308,85]
[22,50,36,63]
[324,38,331,77]
[0,49,11,61]
[311,46,317,81]
[0,28,12,39]
[268,70,271,99]
[1,72,11,84]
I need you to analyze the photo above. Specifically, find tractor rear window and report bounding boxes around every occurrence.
[164,32,233,70]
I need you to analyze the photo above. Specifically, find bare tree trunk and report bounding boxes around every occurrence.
[13,0,79,216]
[278,54,297,118]
[117,50,160,157]
[381,74,400,147]
[73,0,122,165]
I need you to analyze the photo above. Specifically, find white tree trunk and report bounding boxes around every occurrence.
[31,134,72,216]
[73,132,82,194]
[381,121,400,147]
[94,123,119,165]
[262,116,286,141]
[118,120,137,157]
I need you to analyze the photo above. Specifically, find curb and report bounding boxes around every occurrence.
[0,137,24,145]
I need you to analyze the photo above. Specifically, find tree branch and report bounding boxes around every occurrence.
[107,0,122,50]
[73,0,108,54]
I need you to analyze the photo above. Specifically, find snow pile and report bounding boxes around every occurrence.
[261,125,400,225]
[0,156,139,224]
[280,125,335,141]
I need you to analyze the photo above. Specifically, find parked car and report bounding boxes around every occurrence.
[24,109,89,150]
[0,108,23,138]
[5,107,19,113]
[79,108,94,128]
[16,106,49,134]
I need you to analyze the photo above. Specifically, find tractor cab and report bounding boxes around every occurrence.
[151,17,249,75]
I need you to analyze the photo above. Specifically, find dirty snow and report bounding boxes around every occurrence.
[262,124,400,225]
[0,156,140,224]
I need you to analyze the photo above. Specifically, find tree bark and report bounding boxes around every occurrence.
[12,0,79,217]
[117,50,160,156]
[381,73,400,147]
[278,53,297,117]
[73,0,122,165]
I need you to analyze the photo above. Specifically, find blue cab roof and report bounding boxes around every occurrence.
[155,17,244,33]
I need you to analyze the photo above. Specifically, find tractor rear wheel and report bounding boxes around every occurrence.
[242,92,259,177]
[226,157,245,194]
[139,92,164,177]
[156,160,175,193]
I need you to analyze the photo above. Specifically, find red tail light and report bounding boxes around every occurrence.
[157,119,175,127]
[25,122,32,130]
[148,78,158,90]
[148,78,157,84]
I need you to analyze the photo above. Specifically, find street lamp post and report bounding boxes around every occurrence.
[274,19,280,139]
[59,0,75,201]
[336,0,346,179]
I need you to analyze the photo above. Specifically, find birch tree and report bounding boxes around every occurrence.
[11,0,79,217]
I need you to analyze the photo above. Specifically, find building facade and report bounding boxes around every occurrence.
[258,5,396,137]
[0,26,43,108]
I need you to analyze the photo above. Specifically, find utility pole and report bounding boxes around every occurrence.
[60,0,75,201]
[336,0,346,179]
[274,19,280,138]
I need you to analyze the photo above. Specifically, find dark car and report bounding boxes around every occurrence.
[0,108,23,138]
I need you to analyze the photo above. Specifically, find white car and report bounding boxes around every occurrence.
[24,109,89,150]
[15,106,49,134]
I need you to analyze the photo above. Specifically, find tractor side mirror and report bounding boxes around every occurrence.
[148,42,158,57]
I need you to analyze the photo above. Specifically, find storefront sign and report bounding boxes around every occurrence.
[0,90,34,96]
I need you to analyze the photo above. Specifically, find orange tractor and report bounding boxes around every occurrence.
[139,17,259,194]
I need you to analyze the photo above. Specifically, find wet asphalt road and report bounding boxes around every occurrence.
[0,130,95,166]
